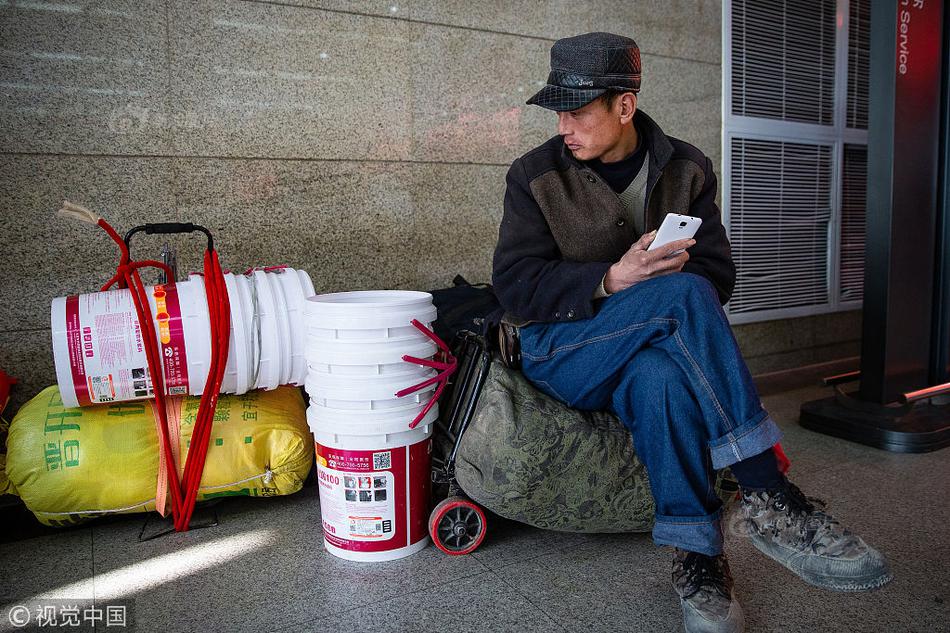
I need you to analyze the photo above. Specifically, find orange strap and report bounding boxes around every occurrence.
[155,397,184,517]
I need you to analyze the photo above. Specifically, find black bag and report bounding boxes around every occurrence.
[428,275,503,343]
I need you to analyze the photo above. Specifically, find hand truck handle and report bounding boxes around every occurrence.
[124,223,215,253]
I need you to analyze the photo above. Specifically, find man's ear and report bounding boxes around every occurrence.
[619,93,638,124]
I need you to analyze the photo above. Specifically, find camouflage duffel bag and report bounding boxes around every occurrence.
[453,358,735,532]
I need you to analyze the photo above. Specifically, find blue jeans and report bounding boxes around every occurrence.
[519,272,782,555]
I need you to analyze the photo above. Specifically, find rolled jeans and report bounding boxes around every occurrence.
[518,272,782,555]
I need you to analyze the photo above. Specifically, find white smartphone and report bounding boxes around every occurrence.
[646,213,702,255]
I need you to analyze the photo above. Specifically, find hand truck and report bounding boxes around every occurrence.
[428,330,493,555]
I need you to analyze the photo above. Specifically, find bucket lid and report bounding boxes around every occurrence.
[306,290,433,310]
[306,383,436,407]
[304,291,435,330]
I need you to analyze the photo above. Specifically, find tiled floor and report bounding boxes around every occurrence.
[2,383,949,632]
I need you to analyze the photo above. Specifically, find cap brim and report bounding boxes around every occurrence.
[525,85,607,112]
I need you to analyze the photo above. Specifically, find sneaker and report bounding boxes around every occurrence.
[738,478,892,592]
[671,548,744,633]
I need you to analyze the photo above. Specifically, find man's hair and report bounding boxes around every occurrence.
[599,89,635,109]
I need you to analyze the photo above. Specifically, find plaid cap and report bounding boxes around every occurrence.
[527,32,641,112]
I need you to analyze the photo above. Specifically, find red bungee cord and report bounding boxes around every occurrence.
[59,202,231,532]
[59,202,186,523]
[176,248,230,531]
[395,319,458,429]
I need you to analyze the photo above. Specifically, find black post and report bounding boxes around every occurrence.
[860,0,943,404]
[932,2,950,386]
[799,0,950,452]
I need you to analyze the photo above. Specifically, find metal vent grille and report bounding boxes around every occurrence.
[731,0,837,125]
[840,144,867,301]
[847,0,870,129]
[728,138,833,313]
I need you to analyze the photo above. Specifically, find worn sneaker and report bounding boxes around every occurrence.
[671,548,744,633]
[738,479,892,591]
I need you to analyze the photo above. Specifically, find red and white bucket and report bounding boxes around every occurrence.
[304,290,440,562]
[309,408,435,562]
[51,267,315,408]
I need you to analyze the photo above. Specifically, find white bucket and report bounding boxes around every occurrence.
[52,279,206,407]
[307,405,438,437]
[224,272,253,395]
[306,335,438,367]
[270,270,293,387]
[307,399,436,428]
[51,267,316,407]
[307,358,431,378]
[297,268,316,298]
[312,413,432,562]
[305,371,437,410]
[175,274,214,396]
[305,366,435,395]
[275,269,307,386]
[302,290,442,562]
[184,272,247,396]
[251,270,281,391]
[304,291,436,331]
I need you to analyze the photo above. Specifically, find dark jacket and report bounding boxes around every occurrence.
[492,110,735,326]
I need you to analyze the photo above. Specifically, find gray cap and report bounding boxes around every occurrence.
[527,32,641,112]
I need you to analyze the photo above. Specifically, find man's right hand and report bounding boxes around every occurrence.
[603,230,696,294]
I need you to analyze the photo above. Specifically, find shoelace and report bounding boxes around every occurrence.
[776,481,820,514]
[680,552,731,600]
[765,481,841,547]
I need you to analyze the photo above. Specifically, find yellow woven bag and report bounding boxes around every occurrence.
[1,386,313,526]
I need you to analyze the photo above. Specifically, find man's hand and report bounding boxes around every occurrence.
[603,230,696,294]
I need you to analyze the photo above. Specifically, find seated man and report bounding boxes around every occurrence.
[492,32,890,633]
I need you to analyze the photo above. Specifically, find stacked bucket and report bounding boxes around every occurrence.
[194,266,315,395]
[304,291,439,562]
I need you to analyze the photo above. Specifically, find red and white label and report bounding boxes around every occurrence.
[153,283,190,395]
[316,439,431,553]
[64,284,189,404]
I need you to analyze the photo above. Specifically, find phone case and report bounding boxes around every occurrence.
[646,213,702,253]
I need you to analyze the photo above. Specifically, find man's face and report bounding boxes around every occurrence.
[556,97,624,162]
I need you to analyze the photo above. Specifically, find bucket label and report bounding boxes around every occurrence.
[153,283,190,396]
[64,295,92,406]
[315,439,430,553]
[64,285,189,404]
[320,465,395,542]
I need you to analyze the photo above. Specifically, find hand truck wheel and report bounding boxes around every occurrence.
[428,496,487,555]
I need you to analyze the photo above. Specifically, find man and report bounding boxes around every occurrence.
[492,32,890,633]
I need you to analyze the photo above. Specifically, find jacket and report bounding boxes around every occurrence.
[491,109,736,326]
